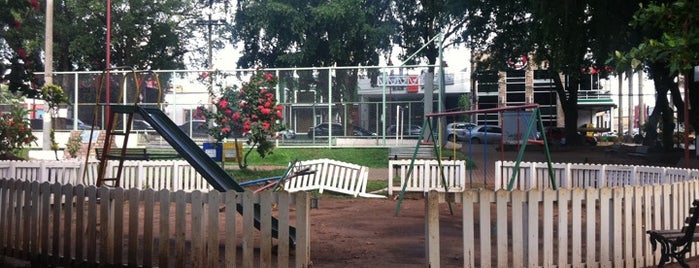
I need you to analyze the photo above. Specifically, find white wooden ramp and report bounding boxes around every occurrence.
[284,159,385,198]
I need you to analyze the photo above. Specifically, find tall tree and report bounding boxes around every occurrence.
[232,0,394,102]
[0,0,43,97]
[54,0,196,71]
[466,0,639,144]
[611,0,699,150]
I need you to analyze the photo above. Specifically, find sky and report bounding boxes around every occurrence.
[212,43,472,74]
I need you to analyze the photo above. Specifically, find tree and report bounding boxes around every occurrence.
[610,0,699,150]
[198,69,285,169]
[232,0,394,102]
[392,0,468,67]
[465,0,639,144]
[392,0,468,140]
[0,0,42,98]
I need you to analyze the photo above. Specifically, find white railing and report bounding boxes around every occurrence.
[0,179,310,267]
[1,159,382,196]
[0,160,215,192]
[424,180,699,267]
[495,160,699,190]
[387,159,466,195]
[285,159,384,198]
[0,160,84,185]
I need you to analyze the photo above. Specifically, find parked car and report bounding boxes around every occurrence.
[386,124,422,136]
[546,127,597,146]
[467,125,503,144]
[308,123,376,138]
[178,120,209,138]
[352,126,377,136]
[116,119,153,131]
[244,129,296,139]
[30,117,98,130]
[445,122,478,141]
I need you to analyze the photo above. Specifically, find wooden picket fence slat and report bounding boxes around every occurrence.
[0,179,309,267]
[424,179,699,267]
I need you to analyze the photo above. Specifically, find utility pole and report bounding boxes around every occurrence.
[197,0,228,143]
[42,0,54,150]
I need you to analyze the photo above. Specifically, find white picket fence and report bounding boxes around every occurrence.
[285,159,384,198]
[0,160,84,185]
[495,160,699,190]
[424,180,699,267]
[0,179,310,267]
[0,159,380,197]
[0,160,215,192]
[387,159,467,195]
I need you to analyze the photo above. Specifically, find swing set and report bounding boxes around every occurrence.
[394,104,557,215]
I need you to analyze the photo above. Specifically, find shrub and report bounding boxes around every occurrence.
[66,135,82,158]
[0,105,37,156]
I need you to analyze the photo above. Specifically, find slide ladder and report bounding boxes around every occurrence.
[95,105,139,187]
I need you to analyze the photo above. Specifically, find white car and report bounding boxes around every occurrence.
[445,122,477,141]
[244,129,296,139]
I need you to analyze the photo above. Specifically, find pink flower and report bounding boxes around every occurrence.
[232,112,240,120]
[224,109,232,115]
[221,127,231,134]
[276,111,283,118]
[261,108,271,115]
[265,73,274,81]
[264,102,271,108]
[218,98,228,109]
[260,88,266,94]
[29,0,40,10]
[262,122,271,130]
[17,49,27,59]
[275,105,283,111]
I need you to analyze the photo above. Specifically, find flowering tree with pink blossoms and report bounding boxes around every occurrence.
[197,69,284,169]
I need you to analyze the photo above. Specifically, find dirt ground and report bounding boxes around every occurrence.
[307,143,696,267]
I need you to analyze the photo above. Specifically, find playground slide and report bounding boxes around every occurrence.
[135,106,296,244]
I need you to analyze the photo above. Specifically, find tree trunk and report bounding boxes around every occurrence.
[647,63,680,151]
[550,71,581,145]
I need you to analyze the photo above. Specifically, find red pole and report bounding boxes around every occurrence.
[105,0,111,115]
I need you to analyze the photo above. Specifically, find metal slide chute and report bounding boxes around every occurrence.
[112,105,296,244]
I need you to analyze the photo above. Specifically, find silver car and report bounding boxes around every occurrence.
[445,122,477,141]
[467,125,503,144]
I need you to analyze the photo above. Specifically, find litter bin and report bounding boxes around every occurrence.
[223,141,243,162]
[203,143,222,161]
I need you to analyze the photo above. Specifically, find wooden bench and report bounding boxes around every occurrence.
[647,199,699,267]
[95,148,180,160]
[627,145,649,158]
[389,146,436,160]
[96,148,149,160]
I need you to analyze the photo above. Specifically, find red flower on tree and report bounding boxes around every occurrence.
[29,0,40,10]
[197,68,284,169]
